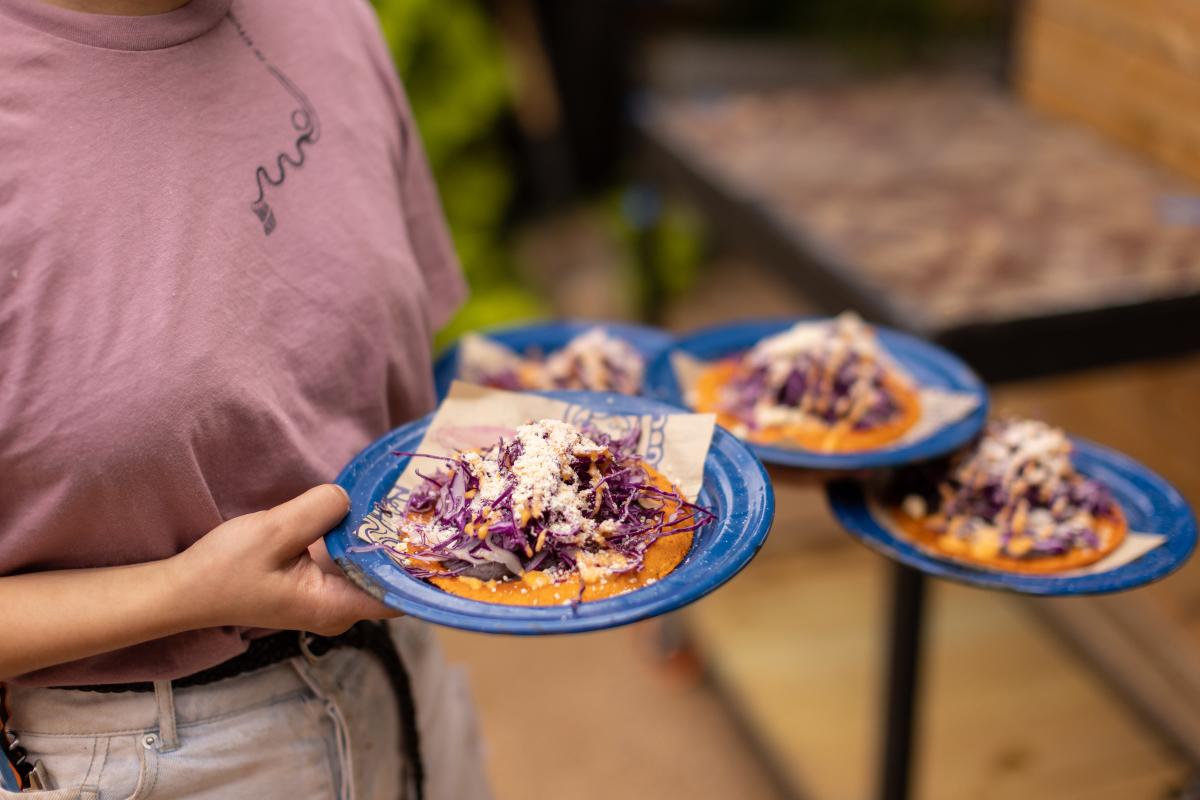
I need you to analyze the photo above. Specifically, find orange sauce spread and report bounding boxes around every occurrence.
[416,464,694,605]
[693,358,920,452]
[888,505,1128,574]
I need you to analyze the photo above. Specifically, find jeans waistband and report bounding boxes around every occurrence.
[9,622,424,799]
[7,649,330,737]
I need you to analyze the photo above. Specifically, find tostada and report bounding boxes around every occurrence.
[886,418,1126,573]
[368,418,713,604]
[691,312,920,451]
[463,328,645,394]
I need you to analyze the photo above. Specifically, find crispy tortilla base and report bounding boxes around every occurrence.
[693,358,921,452]
[413,464,695,605]
[514,362,544,390]
[888,505,1128,574]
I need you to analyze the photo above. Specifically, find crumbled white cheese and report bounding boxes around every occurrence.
[541,328,644,392]
[510,419,604,531]
[747,311,878,387]
[902,494,927,519]
[462,450,507,502]
[419,419,609,549]
[957,419,1072,497]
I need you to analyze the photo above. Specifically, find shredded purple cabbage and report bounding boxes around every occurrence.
[889,419,1117,558]
[723,354,903,431]
[717,315,908,433]
[385,421,714,586]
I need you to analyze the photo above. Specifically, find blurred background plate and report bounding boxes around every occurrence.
[325,390,774,634]
[433,320,674,399]
[827,437,1197,596]
[644,317,989,470]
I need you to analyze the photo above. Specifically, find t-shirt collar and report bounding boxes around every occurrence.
[0,0,233,51]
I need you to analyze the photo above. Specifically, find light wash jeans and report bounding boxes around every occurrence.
[3,620,490,800]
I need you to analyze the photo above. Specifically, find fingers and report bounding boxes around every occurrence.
[310,573,403,635]
[264,484,351,557]
[307,538,339,575]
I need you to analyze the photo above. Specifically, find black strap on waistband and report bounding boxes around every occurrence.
[58,629,338,693]
[52,622,425,800]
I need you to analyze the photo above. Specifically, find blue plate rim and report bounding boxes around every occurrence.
[644,316,989,469]
[324,390,775,634]
[825,435,1197,596]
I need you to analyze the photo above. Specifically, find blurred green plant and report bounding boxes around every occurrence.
[373,0,545,347]
[607,188,707,324]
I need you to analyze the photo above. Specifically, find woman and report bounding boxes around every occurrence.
[0,0,490,797]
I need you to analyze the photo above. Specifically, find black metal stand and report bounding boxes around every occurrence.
[878,562,928,800]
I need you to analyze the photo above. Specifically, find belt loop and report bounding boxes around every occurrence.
[291,659,356,800]
[152,680,180,753]
[299,631,333,664]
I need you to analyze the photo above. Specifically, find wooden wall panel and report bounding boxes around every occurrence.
[1018,0,1200,183]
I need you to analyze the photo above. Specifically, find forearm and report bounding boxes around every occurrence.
[0,557,199,680]
[0,485,394,681]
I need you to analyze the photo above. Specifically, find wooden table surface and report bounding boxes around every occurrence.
[637,77,1200,380]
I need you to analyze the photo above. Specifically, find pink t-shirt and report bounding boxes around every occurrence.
[0,0,465,685]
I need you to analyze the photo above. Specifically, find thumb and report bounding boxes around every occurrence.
[264,484,351,558]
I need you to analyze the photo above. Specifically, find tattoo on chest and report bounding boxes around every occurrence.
[229,12,322,236]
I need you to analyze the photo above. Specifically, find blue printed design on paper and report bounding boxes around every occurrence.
[642,414,668,466]
[561,405,669,467]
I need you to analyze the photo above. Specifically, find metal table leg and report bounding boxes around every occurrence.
[878,562,928,800]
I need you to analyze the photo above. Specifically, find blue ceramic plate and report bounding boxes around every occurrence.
[434,321,674,400]
[325,391,775,634]
[827,437,1196,596]
[644,318,989,469]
